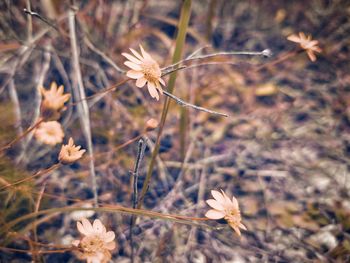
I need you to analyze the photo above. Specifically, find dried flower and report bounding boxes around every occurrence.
[287,32,321,62]
[34,121,64,145]
[145,118,159,130]
[122,45,165,100]
[72,218,116,263]
[40,82,70,112]
[58,137,86,164]
[205,190,246,236]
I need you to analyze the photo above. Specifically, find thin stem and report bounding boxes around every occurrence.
[0,163,61,191]
[0,118,43,153]
[1,206,212,237]
[23,8,59,32]
[129,138,147,263]
[163,90,228,117]
[68,5,98,207]
[138,0,192,210]
[161,49,272,74]
[254,50,297,72]
[84,36,125,74]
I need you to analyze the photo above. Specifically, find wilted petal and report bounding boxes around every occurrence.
[124,61,142,71]
[126,70,144,79]
[205,209,225,219]
[136,77,147,88]
[206,199,225,210]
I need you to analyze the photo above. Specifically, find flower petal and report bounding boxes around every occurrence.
[287,34,301,43]
[92,219,105,234]
[239,223,247,230]
[306,50,316,62]
[232,225,241,236]
[126,70,144,79]
[77,221,89,236]
[159,78,165,86]
[206,199,225,210]
[231,196,239,209]
[129,48,144,60]
[205,209,225,219]
[122,53,142,64]
[72,240,80,246]
[211,190,225,204]
[104,231,116,243]
[136,77,147,88]
[124,61,142,71]
[105,241,116,250]
[147,82,159,100]
[139,44,152,60]
[155,81,163,95]
[51,82,57,91]
[81,218,94,235]
[220,189,232,205]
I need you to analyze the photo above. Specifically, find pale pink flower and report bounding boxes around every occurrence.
[205,190,247,236]
[58,137,86,164]
[287,32,322,62]
[122,45,165,100]
[34,121,64,145]
[72,218,116,263]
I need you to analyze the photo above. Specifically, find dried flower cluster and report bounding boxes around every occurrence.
[123,45,165,100]
[287,32,321,62]
[205,190,246,236]
[73,218,116,263]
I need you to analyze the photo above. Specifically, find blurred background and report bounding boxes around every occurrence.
[0,0,350,262]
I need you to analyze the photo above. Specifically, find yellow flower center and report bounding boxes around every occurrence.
[81,236,105,253]
[224,209,241,225]
[141,60,161,83]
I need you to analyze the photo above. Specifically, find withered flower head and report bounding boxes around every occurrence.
[72,218,116,263]
[287,32,322,62]
[145,118,159,130]
[40,82,71,119]
[205,190,247,236]
[34,121,64,146]
[122,45,165,101]
[58,137,86,165]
